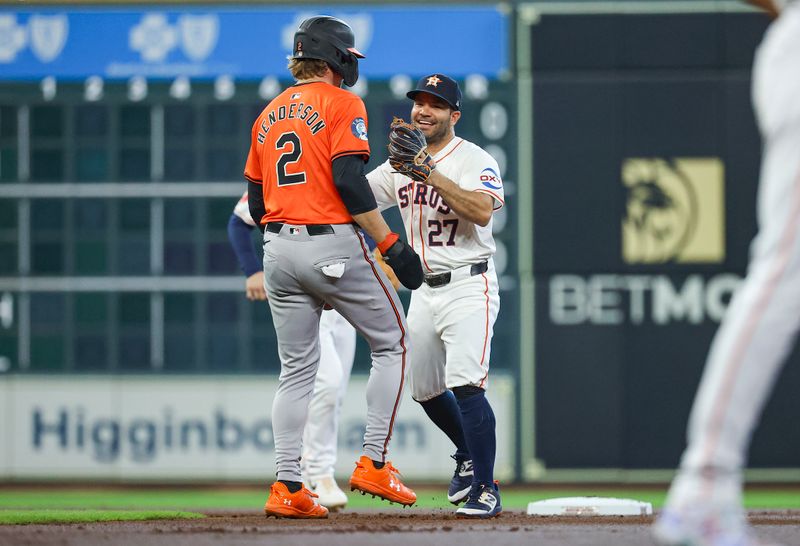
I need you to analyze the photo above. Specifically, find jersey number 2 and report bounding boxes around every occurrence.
[275,132,306,186]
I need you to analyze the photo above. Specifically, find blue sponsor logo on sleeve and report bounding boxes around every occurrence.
[480,167,502,190]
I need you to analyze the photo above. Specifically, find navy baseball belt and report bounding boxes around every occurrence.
[266,222,335,236]
[424,261,488,288]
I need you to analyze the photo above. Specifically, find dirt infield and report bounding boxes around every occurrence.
[2,510,800,546]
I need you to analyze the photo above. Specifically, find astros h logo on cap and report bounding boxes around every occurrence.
[407,73,462,111]
[426,76,442,87]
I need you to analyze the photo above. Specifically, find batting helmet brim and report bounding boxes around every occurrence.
[347,46,365,58]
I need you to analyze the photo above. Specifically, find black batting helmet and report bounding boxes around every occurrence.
[291,16,364,87]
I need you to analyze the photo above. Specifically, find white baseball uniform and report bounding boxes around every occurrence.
[662,0,800,519]
[233,192,356,478]
[368,137,504,401]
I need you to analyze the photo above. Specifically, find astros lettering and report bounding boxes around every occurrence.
[398,182,452,214]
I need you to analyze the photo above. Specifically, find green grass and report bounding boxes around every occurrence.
[0,489,267,510]
[0,509,205,525]
[1,486,799,513]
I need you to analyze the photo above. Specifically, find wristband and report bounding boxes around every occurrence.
[377,232,400,254]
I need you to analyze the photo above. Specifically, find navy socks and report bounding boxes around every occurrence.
[419,390,470,459]
[455,389,496,486]
[279,480,303,493]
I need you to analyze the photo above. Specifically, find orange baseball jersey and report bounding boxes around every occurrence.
[244,81,370,225]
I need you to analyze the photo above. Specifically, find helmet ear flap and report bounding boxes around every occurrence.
[335,49,359,87]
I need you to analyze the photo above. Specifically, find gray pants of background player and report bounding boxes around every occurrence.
[262,223,409,483]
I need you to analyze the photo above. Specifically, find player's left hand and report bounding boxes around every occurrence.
[388,117,436,183]
[245,272,267,301]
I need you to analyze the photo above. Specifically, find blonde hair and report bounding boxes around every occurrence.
[287,58,329,81]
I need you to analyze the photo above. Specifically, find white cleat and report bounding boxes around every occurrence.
[653,507,784,546]
[306,475,348,511]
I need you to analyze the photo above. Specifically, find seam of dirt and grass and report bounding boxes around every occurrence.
[0,509,205,525]
[2,486,800,524]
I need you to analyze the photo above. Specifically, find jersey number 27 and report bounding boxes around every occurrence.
[428,219,458,246]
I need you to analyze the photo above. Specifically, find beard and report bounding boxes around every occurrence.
[422,120,451,147]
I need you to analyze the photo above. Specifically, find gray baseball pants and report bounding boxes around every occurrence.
[261,222,409,483]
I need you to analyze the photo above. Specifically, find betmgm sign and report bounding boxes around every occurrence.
[549,157,739,327]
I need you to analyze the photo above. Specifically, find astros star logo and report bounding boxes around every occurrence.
[426,76,442,87]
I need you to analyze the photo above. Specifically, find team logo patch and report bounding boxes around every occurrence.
[351,117,368,141]
[479,167,502,190]
[290,92,301,100]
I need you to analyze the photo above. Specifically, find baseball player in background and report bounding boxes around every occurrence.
[654,1,799,545]
[244,16,424,519]
[367,74,504,518]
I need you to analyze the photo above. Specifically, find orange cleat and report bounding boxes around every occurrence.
[349,455,417,506]
[264,482,329,519]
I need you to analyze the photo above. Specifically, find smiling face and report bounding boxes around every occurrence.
[410,92,461,150]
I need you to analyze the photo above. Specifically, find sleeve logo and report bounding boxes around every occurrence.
[351,117,368,141]
[480,167,502,189]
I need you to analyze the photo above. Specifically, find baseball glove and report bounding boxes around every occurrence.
[388,117,436,182]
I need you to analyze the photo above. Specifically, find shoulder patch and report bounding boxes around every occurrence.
[480,167,502,190]
[351,117,368,141]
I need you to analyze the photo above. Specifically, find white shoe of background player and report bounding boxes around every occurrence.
[653,506,783,546]
[306,475,348,511]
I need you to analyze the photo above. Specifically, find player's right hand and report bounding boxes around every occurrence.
[374,249,402,291]
[380,236,423,290]
[246,272,268,301]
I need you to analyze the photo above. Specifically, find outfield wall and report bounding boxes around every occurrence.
[0,375,515,481]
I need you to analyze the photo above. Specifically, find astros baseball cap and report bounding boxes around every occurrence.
[407,73,461,111]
